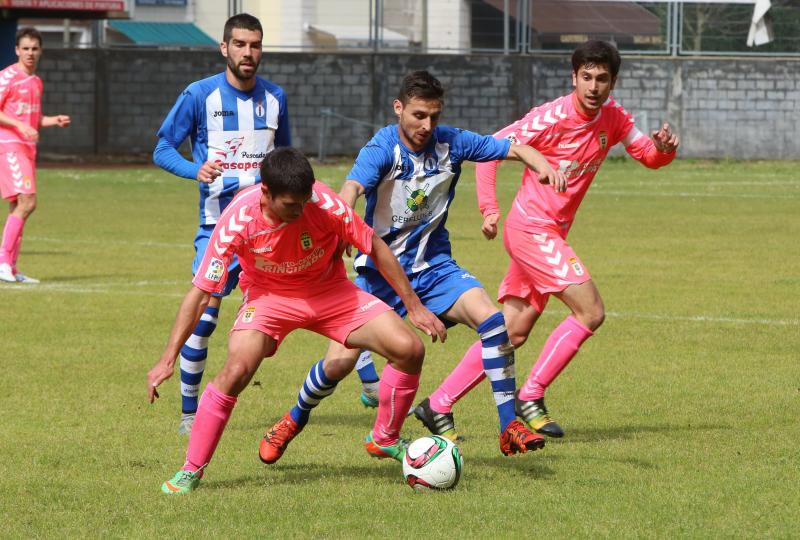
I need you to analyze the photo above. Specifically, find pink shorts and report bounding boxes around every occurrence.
[0,144,36,201]
[230,277,392,350]
[498,219,592,312]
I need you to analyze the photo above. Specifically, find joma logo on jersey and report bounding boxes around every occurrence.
[300,232,313,250]
[213,110,234,117]
[404,184,429,213]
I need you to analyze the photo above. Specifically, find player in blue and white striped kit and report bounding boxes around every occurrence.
[153,13,291,434]
[260,71,564,463]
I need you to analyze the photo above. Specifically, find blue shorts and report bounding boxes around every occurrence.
[192,225,241,298]
[355,259,483,329]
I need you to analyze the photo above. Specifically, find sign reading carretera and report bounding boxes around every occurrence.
[0,0,125,10]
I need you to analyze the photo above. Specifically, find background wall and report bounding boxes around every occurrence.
[36,49,799,160]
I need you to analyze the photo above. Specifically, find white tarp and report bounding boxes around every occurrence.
[747,0,773,46]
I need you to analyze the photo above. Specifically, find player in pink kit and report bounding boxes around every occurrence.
[0,27,71,283]
[147,147,446,495]
[422,40,680,438]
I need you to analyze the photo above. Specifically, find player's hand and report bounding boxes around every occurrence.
[537,164,568,193]
[481,213,501,240]
[407,305,447,344]
[55,115,71,128]
[147,358,175,403]
[652,123,680,153]
[196,161,223,184]
[20,124,38,142]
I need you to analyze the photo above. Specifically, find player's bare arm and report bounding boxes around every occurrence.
[651,123,680,153]
[0,110,38,141]
[506,144,568,193]
[147,285,211,402]
[336,179,366,256]
[40,115,70,128]
[370,233,447,343]
[196,161,224,184]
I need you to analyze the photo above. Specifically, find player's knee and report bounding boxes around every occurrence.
[323,354,356,380]
[507,325,529,349]
[580,306,605,331]
[389,331,424,371]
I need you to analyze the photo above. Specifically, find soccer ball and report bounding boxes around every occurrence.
[402,435,463,492]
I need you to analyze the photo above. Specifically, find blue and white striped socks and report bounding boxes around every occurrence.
[477,312,517,432]
[179,305,219,414]
[289,359,339,427]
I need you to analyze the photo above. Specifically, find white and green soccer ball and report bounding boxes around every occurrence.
[402,435,463,492]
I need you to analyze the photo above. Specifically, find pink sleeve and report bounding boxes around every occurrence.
[476,103,557,217]
[311,182,374,254]
[476,159,501,217]
[610,101,675,169]
[192,204,248,293]
[0,69,12,107]
[623,127,676,169]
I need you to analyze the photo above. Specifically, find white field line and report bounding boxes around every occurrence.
[588,190,798,200]
[27,236,188,249]
[2,281,797,327]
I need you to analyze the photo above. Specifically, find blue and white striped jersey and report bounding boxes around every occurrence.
[348,125,510,274]
[154,73,291,225]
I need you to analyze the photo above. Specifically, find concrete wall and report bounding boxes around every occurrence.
[35,49,799,160]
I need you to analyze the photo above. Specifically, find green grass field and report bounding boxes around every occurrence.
[1,158,798,538]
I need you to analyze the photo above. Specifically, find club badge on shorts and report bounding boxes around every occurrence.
[569,257,584,276]
[206,258,224,282]
[242,306,256,323]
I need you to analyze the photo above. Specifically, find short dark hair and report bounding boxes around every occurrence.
[398,70,444,104]
[571,40,621,78]
[260,147,315,197]
[16,27,42,47]
[223,13,263,43]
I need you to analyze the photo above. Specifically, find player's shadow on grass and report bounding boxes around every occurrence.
[241,412,376,432]
[566,422,728,443]
[203,462,397,491]
[466,454,558,480]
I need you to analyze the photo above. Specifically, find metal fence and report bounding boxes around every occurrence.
[20,0,800,56]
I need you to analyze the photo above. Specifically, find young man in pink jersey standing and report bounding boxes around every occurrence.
[416,40,680,439]
[0,27,71,283]
[147,147,446,495]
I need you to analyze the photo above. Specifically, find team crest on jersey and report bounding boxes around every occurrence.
[569,257,584,276]
[598,131,608,150]
[404,184,429,213]
[255,101,265,118]
[242,306,256,324]
[206,258,224,282]
[300,232,313,250]
[424,154,437,172]
[24,177,31,189]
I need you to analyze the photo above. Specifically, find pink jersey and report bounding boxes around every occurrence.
[477,92,675,228]
[0,63,43,148]
[193,181,374,296]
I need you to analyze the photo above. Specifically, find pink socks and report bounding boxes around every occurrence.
[519,316,593,400]
[371,364,419,446]
[0,214,23,266]
[429,341,485,413]
[183,382,238,472]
